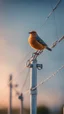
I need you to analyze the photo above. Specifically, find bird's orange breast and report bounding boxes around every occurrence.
[28,37,46,50]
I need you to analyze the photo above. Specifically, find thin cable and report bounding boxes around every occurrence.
[42,0,61,26]
[50,36,64,48]
[12,67,30,96]
[21,68,30,92]
[8,50,32,86]
[1,51,32,97]
[8,65,26,86]
[50,0,59,39]
[11,69,30,96]
[23,64,64,95]
[32,65,64,90]
[15,50,31,72]
[12,85,20,96]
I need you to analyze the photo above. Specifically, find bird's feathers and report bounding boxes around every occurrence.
[46,47,52,51]
[28,31,52,51]
[36,35,47,46]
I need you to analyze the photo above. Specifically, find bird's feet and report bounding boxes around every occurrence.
[32,50,43,56]
[32,51,39,56]
[32,50,43,60]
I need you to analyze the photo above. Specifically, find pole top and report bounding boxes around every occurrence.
[9,74,12,80]
[18,93,23,101]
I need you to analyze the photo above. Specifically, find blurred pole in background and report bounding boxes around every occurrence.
[19,93,24,114]
[8,74,12,114]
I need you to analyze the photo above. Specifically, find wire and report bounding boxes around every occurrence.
[21,68,30,92]
[50,0,59,40]
[12,66,30,97]
[32,65,64,90]
[43,0,61,25]
[15,50,31,72]
[8,65,26,86]
[42,0,61,26]
[50,36,64,48]
[23,64,64,95]
[2,51,31,95]
[8,50,32,86]
[12,86,20,96]
[0,51,32,106]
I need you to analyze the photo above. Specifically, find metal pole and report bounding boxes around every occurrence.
[8,74,12,114]
[19,93,24,114]
[26,54,43,114]
[30,58,37,114]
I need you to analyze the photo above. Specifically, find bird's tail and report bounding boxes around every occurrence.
[46,47,52,51]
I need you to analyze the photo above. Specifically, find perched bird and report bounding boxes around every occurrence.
[28,31,52,51]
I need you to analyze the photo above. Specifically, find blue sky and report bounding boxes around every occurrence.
[0,0,64,108]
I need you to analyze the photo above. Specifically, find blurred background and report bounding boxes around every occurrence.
[0,0,64,114]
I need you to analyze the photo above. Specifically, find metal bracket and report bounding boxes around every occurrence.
[26,51,43,68]
[18,93,23,101]
[36,64,43,70]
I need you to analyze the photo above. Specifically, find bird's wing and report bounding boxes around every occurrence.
[36,36,47,46]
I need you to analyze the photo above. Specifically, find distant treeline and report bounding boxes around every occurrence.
[0,105,63,114]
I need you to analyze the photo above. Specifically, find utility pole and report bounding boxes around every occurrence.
[25,35,64,114]
[18,93,24,114]
[8,74,12,114]
[27,57,42,114]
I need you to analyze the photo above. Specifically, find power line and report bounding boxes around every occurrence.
[11,68,30,96]
[7,50,32,86]
[23,64,64,95]
[32,65,64,90]
[12,69,30,96]
[42,0,62,26]
[21,68,30,92]
[2,57,28,95]
[50,0,59,40]
[1,50,31,94]
[15,51,31,72]
[8,51,33,98]
[50,36,64,48]
[8,65,26,86]
[10,47,32,87]
[12,85,20,96]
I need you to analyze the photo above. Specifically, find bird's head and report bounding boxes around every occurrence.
[29,31,37,37]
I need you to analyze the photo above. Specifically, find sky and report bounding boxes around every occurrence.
[0,0,64,109]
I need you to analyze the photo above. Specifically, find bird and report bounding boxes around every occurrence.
[28,31,52,51]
